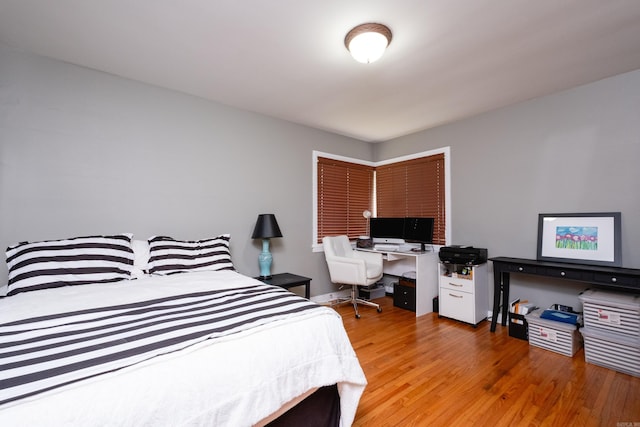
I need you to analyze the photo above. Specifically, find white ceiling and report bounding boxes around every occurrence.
[1,1,640,142]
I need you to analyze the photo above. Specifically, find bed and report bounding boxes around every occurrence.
[0,234,367,426]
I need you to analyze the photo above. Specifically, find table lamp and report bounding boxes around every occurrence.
[251,214,283,279]
[357,210,374,249]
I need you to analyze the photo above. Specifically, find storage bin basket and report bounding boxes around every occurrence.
[525,310,582,357]
[581,327,640,377]
[579,290,640,337]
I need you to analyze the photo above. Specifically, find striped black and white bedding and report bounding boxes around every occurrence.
[147,235,234,275]
[0,270,366,426]
[6,234,135,296]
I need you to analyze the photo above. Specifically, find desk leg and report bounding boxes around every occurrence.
[501,273,509,328]
[305,282,310,299]
[490,268,502,332]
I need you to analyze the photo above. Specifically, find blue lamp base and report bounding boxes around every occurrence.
[258,238,273,278]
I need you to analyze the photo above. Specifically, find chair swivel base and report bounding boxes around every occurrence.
[334,285,382,319]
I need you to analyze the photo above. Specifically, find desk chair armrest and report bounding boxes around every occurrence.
[354,250,384,279]
[325,256,368,286]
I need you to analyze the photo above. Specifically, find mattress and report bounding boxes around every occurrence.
[0,270,366,426]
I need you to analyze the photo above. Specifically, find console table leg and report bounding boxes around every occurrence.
[490,267,510,332]
[501,273,510,328]
[490,270,502,332]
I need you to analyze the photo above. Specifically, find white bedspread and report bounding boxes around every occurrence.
[0,270,366,426]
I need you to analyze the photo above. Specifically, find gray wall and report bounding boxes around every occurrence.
[2,42,639,308]
[0,44,374,296]
[376,69,640,311]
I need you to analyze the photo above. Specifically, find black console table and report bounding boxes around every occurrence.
[490,257,640,332]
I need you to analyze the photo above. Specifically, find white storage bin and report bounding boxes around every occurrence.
[581,327,640,377]
[579,290,640,337]
[525,309,582,357]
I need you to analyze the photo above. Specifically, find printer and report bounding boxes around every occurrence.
[439,246,488,265]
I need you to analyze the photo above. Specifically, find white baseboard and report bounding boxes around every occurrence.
[311,289,350,304]
[487,309,502,323]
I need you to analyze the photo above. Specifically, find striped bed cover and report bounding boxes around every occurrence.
[0,283,320,406]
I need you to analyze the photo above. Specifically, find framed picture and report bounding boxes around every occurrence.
[536,212,621,267]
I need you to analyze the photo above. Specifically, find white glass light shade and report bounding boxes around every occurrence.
[344,23,392,64]
[348,32,388,63]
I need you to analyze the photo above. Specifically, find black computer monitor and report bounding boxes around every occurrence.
[369,217,405,241]
[403,217,434,251]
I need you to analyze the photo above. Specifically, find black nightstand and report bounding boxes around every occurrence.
[255,273,311,299]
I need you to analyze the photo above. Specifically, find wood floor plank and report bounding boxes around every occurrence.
[334,296,640,426]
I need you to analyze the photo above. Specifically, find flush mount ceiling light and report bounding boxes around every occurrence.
[344,23,392,64]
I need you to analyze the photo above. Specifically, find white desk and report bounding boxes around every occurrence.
[359,248,439,317]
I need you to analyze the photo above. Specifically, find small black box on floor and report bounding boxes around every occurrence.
[358,284,385,300]
[509,312,528,341]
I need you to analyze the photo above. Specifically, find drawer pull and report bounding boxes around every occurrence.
[448,282,463,287]
[518,267,524,272]
[611,277,617,283]
[560,271,565,277]
[449,293,463,298]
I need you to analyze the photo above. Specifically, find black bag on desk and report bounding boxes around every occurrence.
[356,237,373,249]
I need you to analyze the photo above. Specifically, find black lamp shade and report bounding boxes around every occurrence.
[251,214,283,239]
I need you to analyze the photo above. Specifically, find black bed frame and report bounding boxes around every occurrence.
[266,385,341,427]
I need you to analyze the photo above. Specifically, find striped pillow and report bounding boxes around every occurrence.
[147,234,234,275]
[6,234,135,296]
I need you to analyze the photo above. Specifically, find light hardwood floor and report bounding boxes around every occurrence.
[333,296,640,427]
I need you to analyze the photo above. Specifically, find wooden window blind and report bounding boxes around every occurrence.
[317,157,374,242]
[375,153,446,245]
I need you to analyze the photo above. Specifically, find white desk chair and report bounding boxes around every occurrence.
[322,235,384,318]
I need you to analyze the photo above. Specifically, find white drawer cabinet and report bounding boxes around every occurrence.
[438,263,488,327]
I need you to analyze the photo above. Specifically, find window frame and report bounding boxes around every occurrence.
[312,147,451,252]
[312,151,375,251]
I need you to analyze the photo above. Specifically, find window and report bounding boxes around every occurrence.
[316,156,374,242]
[313,148,450,249]
[376,153,446,245]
